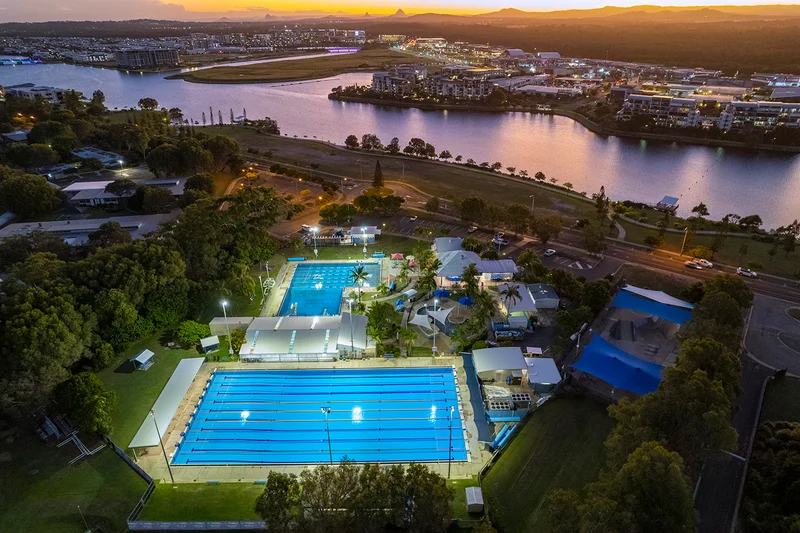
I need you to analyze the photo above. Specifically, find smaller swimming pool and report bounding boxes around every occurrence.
[279,262,381,316]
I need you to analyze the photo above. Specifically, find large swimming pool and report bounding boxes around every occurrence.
[172,368,467,465]
[278,262,381,316]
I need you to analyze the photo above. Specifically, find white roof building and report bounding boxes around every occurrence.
[472,347,528,382]
[0,213,178,245]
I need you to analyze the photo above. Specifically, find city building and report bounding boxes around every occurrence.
[115,49,180,69]
[616,94,701,128]
[378,34,407,43]
[0,214,178,245]
[6,85,69,105]
[62,180,134,208]
[71,147,124,168]
[717,101,800,131]
[372,72,413,97]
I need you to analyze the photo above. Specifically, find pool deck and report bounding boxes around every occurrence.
[135,356,491,483]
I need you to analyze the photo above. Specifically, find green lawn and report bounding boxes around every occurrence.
[788,308,800,321]
[615,264,690,298]
[283,235,418,262]
[210,126,599,221]
[762,375,800,423]
[99,335,203,446]
[482,397,614,533]
[620,220,799,278]
[170,49,419,84]
[0,440,146,533]
[140,483,263,521]
[448,477,480,521]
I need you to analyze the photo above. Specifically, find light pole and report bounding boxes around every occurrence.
[448,405,455,479]
[321,406,333,465]
[221,300,232,354]
[296,177,302,194]
[362,226,367,259]
[529,194,535,212]
[312,226,319,258]
[150,409,175,484]
[679,226,690,256]
[398,161,405,181]
[347,298,355,354]
[356,159,363,181]
[432,298,439,355]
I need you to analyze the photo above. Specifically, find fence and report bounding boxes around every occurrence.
[103,434,153,483]
[128,520,265,531]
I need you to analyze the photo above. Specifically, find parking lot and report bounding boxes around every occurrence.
[746,294,800,375]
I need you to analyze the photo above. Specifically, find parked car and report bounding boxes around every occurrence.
[467,225,478,233]
[493,237,509,246]
[696,259,714,268]
[543,249,556,257]
[300,224,312,233]
[737,267,758,278]
[684,260,703,270]
[494,232,505,239]
[408,215,418,222]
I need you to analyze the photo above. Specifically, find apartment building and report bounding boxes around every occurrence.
[371,72,412,97]
[115,49,180,69]
[717,101,800,131]
[616,94,701,128]
[6,85,69,105]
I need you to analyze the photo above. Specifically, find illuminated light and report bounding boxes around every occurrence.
[241,410,250,420]
[430,405,437,421]
[352,406,363,423]
[315,282,323,290]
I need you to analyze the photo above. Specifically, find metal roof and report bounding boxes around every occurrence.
[129,358,205,449]
[132,349,154,364]
[472,347,527,375]
[525,357,561,385]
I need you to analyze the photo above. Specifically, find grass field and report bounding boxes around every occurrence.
[140,483,263,521]
[620,220,799,278]
[0,440,146,533]
[171,50,417,84]
[761,376,800,423]
[788,308,800,321]
[615,264,690,297]
[482,397,614,533]
[211,126,599,222]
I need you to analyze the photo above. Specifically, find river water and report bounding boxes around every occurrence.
[2,58,799,227]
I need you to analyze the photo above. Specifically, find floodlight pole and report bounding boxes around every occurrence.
[221,301,232,354]
[529,194,535,212]
[432,298,439,355]
[448,405,455,479]
[348,299,355,355]
[321,406,333,465]
[150,409,175,485]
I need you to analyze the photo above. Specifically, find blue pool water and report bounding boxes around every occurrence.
[278,262,381,316]
[172,368,467,465]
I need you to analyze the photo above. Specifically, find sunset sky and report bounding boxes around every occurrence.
[1,0,796,22]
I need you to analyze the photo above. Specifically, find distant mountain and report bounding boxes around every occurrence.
[392,9,407,18]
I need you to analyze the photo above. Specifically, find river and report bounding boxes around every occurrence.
[2,58,799,227]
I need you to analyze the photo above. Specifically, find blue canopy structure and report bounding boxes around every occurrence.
[433,289,451,298]
[572,336,664,395]
[458,296,474,306]
[612,291,692,325]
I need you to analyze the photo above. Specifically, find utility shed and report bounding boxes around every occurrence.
[131,349,154,371]
[466,487,484,514]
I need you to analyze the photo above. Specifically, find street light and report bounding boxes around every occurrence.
[355,159,363,180]
[321,406,333,465]
[312,226,319,257]
[679,226,690,256]
[296,177,302,194]
[221,300,232,354]
[448,405,455,479]
[149,409,175,484]
[398,161,405,181]
[362,226,367,259]
[432,299,439,355]
[529,194,535,212]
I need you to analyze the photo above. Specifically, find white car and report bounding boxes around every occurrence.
[684,260,703,270]
[409,216,418,222]
[737,267,758,278]
[696,259,714,269]
[493,237,509,246]
[543,249,556,257]
[467,225,478,233]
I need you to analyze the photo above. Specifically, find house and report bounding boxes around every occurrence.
[0,214,178,245]
[524,357,561,394]
[527,284,560,309]
[497,282,537,329]
[62,181,131,207]
[71,147,124,168]
[432,237,464,253]
[1,130,29,144]
[199,335,220,354]
[6,85,69,105]
[131,349,155,371]
[435,249,517,282]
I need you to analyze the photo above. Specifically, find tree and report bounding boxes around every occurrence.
[500,284,522,310]
[350,265,369,303]
[137,97,158,110]
[399,327,418,357]
[582,224,607,255]
[141,186,175,213]
[487,87,508,106]
[361,133,383,151]
[564,181,574,191]
[300,461,362,532]
[593,185,609,226]
[388,463,453,533]
[372,160,384,188]
[386,137,400,154]
[345,134,359,149]
[185,172,216,195]
[105,178,138,197]
[676,338,741,404]
[457,197,486,223]
[230,329,246,355]
[738,243,749,264]
[704,274,754,308]
[203,135,240,172]
[550,269,582,300]
[581,280,611,314]
[644,234,665,249]
[506,166,516,175]
[516,249,548,283]
[424,196,440,213]
[0,173,64,219]
[491,161,503,172]
[176,320,211,348]
[366,301,400,346]
[168,107,184,124]
[55,373,117,435]
[255,471,302,531]
[87,221,132,250]
[504,204,530,235]
[534,171,546,182]
[439,150,452,161]
[6,143,59,170]
[738,214,762,230]
[692,202,710,218]
[689,245,712,259]
[461,236,482,253]
[710,214,731,258]
[692,291,744,330]
[533,214,562,244]
[0,230,70,270]
[80,158,105,171]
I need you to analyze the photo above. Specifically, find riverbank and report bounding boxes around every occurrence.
[328,93,800,154]
[167,49,417,84]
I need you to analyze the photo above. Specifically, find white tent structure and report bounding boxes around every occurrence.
[472,347,527,382]
[427,305,455,325]
[621,285,694,310]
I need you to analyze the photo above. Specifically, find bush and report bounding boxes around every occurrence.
[176,320,210,348]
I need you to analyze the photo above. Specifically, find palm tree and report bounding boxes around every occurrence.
[417,270,437,298]
[350,265,369,303]
[399,327,419,357]
[500,284,522,312]
[461,263,481,299]
[472,290,496,323]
